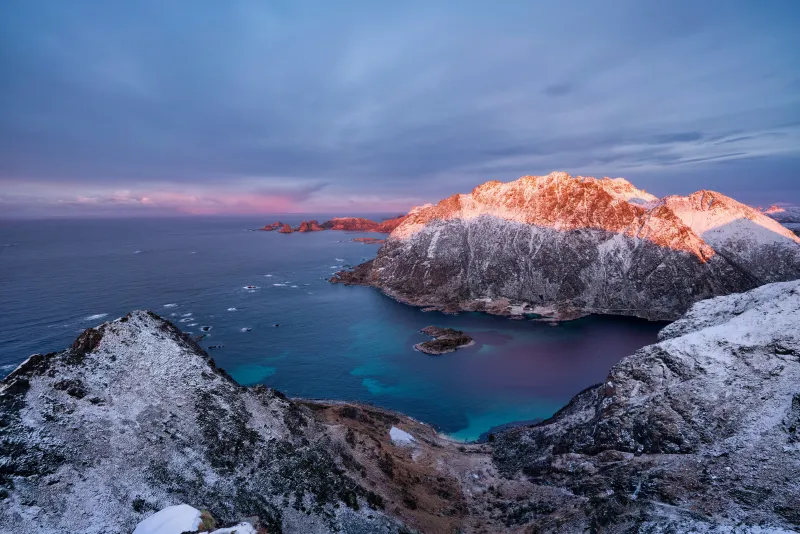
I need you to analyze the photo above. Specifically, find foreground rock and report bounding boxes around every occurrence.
[414,326,473,354]
[2,282,799,532]
[493,280,800,531]
[333,172,800,320]
[0,312,404,534]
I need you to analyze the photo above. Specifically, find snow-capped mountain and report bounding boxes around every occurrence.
[333,172,800,320]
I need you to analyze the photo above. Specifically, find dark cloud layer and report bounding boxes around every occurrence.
[1,0,798,216]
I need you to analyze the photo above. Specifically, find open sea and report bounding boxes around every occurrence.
[0,216,665,441]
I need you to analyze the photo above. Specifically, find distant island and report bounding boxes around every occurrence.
[259,215,407,234]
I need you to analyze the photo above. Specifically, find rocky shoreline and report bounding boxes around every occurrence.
[2,281,799,532]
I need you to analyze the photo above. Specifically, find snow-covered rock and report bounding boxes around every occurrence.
[2,285,799,533]
[333,172,800,320]
[0,311,405,534]
[389,426,416,446]
[132,504,201,534]
[132,505,257,534]
[493,280,800,531]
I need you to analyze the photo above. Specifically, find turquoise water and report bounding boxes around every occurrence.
[0,217,664,440]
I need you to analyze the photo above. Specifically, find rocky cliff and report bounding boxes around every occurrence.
[333,172,800,320]
[492,279,800,532]
[1,282,799,532]
[0,312,404,534]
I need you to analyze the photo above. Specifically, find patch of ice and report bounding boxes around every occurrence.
[132,504,201,534]
[84,314,107,321]
[389,426,416,446]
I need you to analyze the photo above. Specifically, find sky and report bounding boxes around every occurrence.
[1,0,799,217]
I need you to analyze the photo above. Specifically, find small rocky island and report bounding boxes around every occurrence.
[259,215,406,234]
[414,326,473,354]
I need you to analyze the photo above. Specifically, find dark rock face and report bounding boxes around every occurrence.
[336,173,800,320]
[415,326,473,355]
[491,280,800,531]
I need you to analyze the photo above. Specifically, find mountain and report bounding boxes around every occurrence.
[0,312,404,534]
[762,205,800,237]
[763,205,800,224]
[2,282,799,532]
[332,172,800,320]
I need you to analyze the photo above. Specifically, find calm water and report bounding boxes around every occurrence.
[0,217,665,440]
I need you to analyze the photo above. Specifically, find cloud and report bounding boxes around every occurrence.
[1,0,799,217]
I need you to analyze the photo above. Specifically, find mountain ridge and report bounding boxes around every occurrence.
[333,172,800,320]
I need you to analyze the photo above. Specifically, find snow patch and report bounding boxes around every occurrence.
[132,504,201,534]
[389,426,416,446]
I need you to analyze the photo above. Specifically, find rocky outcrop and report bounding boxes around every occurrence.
[258,221,283,231]
[414,326,473,355]
[262,216,408,235]
[333,172,800,320]
[0,312,403,534]
[297,220,326,232]
[1,282,799,532]
[325,216,406,233]
[491,279,800,532]
[352,237,385,244]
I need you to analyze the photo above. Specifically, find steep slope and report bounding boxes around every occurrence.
[1,283,799,532]
[0,312,404,534]
[333,172,800,320]
[492,279,800,532]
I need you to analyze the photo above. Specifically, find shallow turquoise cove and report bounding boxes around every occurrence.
[0,216,665,439]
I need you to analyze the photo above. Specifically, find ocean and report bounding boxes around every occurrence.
[0,216,665,441]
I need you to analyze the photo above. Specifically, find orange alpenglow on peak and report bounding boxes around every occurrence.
[331,172,800,322]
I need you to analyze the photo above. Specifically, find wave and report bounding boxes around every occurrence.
[227,307,237,311]
[84,313,108,321]
[163,303,178,308]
